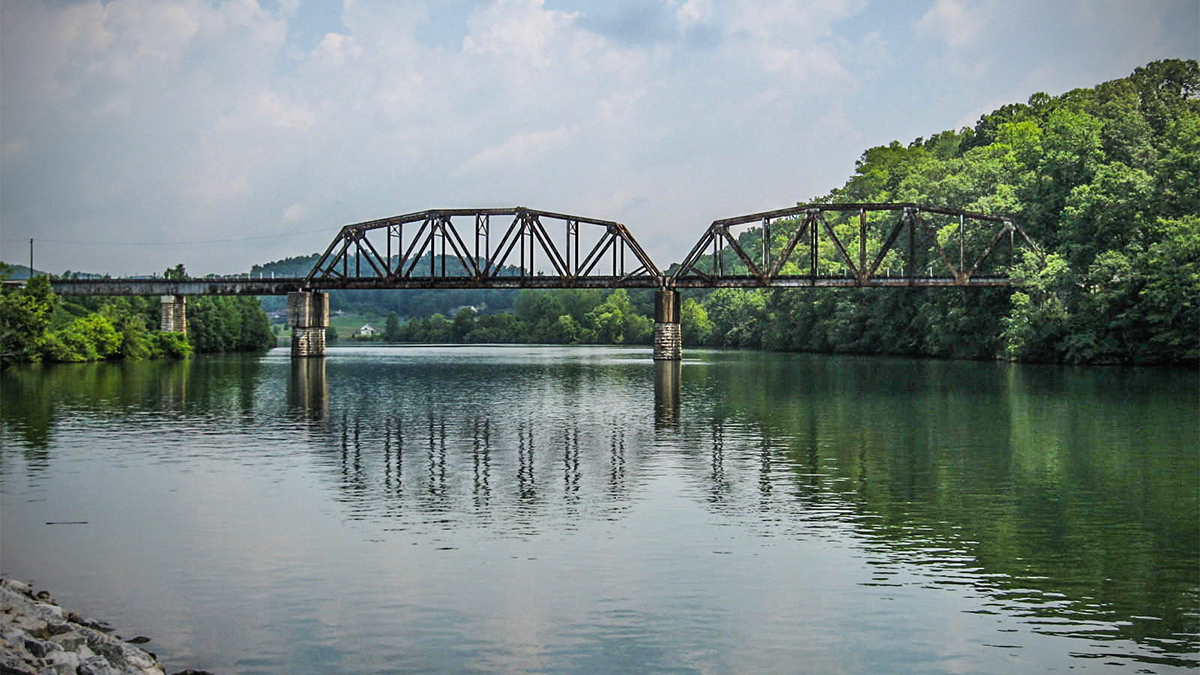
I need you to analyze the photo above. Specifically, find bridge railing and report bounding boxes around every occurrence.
[669,203,1042,288]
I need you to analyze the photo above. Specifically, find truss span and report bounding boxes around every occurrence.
[670,203,1042,288]
[306,207,662,289]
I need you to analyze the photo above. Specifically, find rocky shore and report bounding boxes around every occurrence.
[0,577,208,675]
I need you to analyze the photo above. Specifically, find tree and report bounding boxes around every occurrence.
[550,314,582,344]
[0,276,56,366]
[681,297,714,345]
[384,312,402,341]
[453,307,477,341]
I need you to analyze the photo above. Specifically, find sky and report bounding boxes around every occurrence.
[1,0,1197,276]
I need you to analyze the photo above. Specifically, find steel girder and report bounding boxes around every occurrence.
[669,203,1042,288]
[305,207,661,289]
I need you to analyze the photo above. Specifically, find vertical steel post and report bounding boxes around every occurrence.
[959,214,965,272]
[859,209,867,283]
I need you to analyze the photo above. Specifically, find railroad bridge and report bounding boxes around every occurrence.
[30,203,1041,360]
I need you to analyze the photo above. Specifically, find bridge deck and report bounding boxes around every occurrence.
[4,275,1014,296]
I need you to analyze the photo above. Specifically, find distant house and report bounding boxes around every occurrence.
[358,323,377,337]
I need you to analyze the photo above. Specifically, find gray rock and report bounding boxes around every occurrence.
[0,654,36,675]
[80,617,115,633]
[44,650,80,671]
[77,656,118,675]
[52,630,87,651]
[1,578,32,596]
[22,636,53,658]
[29,603,62,622]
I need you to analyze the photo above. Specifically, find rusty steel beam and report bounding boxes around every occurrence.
[670,202,1038,289]
[671,276,1014,289]
[307,207,661,289]
[35,278,312,296]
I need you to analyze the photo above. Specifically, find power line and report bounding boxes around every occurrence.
[0,227,331,247]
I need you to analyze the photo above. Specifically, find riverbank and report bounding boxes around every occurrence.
[0,577,209,675]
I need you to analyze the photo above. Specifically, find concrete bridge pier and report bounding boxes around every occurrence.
[289,291,329,358]
[159,295,187,333]
[653,289,681,361]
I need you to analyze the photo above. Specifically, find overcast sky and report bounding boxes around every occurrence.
[1,0,1197,276]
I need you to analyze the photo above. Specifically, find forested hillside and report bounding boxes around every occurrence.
[681,59,1198,365]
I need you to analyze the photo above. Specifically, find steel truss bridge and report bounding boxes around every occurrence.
[32,203,1041,296]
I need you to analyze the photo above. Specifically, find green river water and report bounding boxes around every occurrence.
[1,346,1196,674]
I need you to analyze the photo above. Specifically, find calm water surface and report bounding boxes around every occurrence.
[1,346,1196,674]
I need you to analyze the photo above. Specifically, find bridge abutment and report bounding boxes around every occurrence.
[159,295,187,333]
[653,289,682,361]
[289,291,329,358]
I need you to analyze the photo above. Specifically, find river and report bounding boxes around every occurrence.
[1,346,1196,674]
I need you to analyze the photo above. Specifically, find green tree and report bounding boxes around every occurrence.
[703,288,766,348]
[0,276,57,366]
[453,307,478,341]
[384,312,402,341]
[550,314,582,344]
[681,297,714,345]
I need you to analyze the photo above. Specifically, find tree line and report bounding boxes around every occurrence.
[348,288,669,346]
[0,266,275,369]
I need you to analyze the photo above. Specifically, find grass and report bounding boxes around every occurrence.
[270,312,385,339]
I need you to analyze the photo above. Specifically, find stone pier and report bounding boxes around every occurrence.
[653,289,681,360]
[288,291,329,358]
[159,295,187,333]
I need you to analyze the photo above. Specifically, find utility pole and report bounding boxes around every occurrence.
[29,239,33,277]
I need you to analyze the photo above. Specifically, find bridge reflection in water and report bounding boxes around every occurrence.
[286,357,691,524]
[273,348,1197,671]
[283,349,662,531]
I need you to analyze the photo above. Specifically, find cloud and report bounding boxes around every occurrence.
[462,0,577,67]
[2,0,1193,274]
[675,0,715,32]
[916,0,981,48]
[456,127,574,175]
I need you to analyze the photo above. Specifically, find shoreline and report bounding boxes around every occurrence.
[0,577,209,675]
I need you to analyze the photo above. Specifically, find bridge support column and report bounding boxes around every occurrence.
[289,291,329,358]
[159,295,187,334]
[653,289,681,361]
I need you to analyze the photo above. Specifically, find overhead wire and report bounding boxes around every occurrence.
[0,226,332,247]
